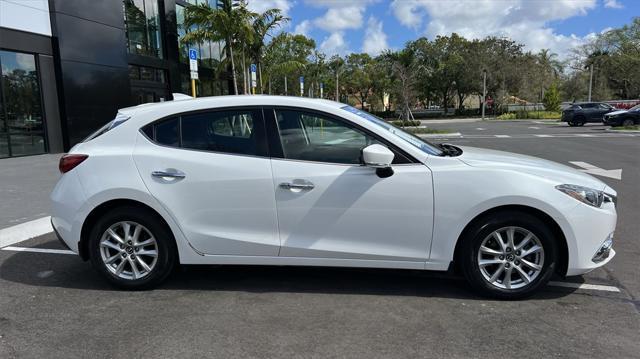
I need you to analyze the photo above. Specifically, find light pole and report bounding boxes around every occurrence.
[482,69,487,120]
[588,64,594,102]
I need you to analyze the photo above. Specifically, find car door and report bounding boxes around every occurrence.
[266,108,434,263]
[594,103,612,121]
[133,107,280,256]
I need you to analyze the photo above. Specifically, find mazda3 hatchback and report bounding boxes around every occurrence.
[51,96,617,299]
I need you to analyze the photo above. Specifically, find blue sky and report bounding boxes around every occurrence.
[246,0,638,58]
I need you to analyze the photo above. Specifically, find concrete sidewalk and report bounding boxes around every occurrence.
[0,154,60,229]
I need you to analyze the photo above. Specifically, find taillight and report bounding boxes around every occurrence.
[59,154,88,173]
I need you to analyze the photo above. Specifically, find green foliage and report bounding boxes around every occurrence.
[497,111,561,120]
[497,113,517,120]
[405,128,454,134]
[543,83,561,112]
[390,120,421,127]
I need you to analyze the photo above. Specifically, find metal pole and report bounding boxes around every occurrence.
[284,76,287,95]
[482,70,486,120]
[588,64,593,102]
[191,79,196,97]
[335,72,339,101]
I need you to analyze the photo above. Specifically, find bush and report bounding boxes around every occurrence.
[391,119,421,127]
[497,113,516,120]
[543,83,561,112]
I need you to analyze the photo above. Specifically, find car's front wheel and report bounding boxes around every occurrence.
[622,118,635,127]
[460,211,558,299]
[88,206,176,289]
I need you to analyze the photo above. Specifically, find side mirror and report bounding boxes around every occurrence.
[362,144,394,178]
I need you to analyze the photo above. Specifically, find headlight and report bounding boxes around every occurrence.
[556,184,604,208]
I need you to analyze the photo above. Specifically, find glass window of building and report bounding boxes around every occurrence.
[0,50,46,158]
[124,0,163,58]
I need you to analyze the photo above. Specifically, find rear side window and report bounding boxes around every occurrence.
[141,108,266,157]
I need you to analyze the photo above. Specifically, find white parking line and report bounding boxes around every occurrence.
[535,134,553,137]
[494,135,511,138]
[0,216,53,248]
[576,134,594,137]
[1,246,75,255]
[548,281,620,293]
[528,126,540,129]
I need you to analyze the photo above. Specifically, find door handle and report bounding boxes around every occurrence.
[152,170,186,179]
[279,182,314,191]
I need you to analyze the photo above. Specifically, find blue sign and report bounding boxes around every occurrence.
[299,76,304,83]
[189,49,198,60]
[250,63,257,73]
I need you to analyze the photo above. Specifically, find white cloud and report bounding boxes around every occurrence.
[246,0,293,15]
[604,0,623,9]
[320,32,350,55]
[294,20,313,36]
[362,17,389,55]
[314,5,366,32]
[390,0,599,58]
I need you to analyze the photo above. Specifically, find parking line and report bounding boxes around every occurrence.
[494,135,511,138]
[535,134,553,137]
[0,216,53,248]
[548,281,620,292]
[1,246,75,255]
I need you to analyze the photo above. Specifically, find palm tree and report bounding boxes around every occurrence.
[182,0,253,95]
[328,55,344,101]
[248,8,289,93]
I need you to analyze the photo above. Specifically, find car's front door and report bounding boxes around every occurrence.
[266,108,434,263]
[133,108,280,256]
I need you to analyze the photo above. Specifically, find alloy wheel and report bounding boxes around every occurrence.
[477,226,545,290]
[99,221,159,280]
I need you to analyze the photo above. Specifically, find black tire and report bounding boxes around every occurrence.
[622,118,634,127]
[568,121,577,127]
[459,210,558,299]
[88,206,177,289]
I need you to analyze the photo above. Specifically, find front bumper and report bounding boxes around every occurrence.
[564,198,617,276]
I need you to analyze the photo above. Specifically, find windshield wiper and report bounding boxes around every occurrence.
[438,143,463,157]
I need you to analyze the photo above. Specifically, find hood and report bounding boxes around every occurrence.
[606,109,627,116]
[457,146,607,190]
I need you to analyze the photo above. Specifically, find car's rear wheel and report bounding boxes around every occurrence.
[88,206,176,289]
[622,118,635,127]
[460,211,557,299]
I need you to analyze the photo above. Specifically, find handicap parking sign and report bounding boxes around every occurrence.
[189,49,198,60]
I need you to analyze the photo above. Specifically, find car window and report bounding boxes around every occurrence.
[155,117,179,147]
[598,104,611,109]
[581,103,596,108]
[181,110,257,155]
[274,109,408,165]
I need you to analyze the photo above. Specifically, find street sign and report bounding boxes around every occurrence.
[299,76,304,96]
[189,48,198,72]
[250,63,257,89]
[190,71,198,80]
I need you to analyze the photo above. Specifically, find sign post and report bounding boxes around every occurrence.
[299,76,304,97]
[189,49,198,97]
[320,82,324,98]
[250,64,257,94]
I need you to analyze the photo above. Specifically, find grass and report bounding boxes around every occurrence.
[610,125,640,131]
[405,127,455,134]
[496,111,562,120]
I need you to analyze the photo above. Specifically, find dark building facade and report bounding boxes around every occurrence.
[0,0,228,158]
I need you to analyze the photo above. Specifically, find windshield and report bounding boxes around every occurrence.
[630,104,640,111]
[340,106,444,156]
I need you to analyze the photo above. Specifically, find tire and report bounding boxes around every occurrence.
[622,119,634,127]
[459,210,558,299]
[574,116,586,126]
[88,206,177,289]
[567,120,577,127]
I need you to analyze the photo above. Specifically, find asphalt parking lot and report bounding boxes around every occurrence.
[1,120,639,358]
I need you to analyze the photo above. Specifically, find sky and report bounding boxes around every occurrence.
[245,0,639,59]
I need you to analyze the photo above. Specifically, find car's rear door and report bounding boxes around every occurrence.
[265,107,434,263]
[133,107,280,256]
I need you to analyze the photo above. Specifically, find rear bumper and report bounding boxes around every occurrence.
[50,171,87,254]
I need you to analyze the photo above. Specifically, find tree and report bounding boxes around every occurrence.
[384,47,418,121]
[262,33,315,95]
[183,0,254,95]
[543,82,561,112]
[327,55,345,101]
[343,53,374,108]
[248,8,289,93]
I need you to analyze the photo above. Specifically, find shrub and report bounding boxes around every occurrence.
[391,119,421,127]
[543,83,561,112]
[497,113,516,120]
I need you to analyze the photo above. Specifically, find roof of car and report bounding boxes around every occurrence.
[119,95,347,117]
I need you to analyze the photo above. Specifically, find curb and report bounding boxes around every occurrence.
[416,132,462,138]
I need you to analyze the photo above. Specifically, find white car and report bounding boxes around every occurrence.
[51,96,617,298]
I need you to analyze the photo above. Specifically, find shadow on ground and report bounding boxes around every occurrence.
[0,249,578,301]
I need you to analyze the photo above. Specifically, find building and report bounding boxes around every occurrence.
[0,0,228,158]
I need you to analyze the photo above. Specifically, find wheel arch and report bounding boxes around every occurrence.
[79,199,176,261]
[451,204,569,276]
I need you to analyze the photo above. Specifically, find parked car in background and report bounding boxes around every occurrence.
[603,104,640,127]
[562,102,615,126]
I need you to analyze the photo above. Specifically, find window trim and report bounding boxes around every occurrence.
[139,106,269,158]
[264,106,419,166]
